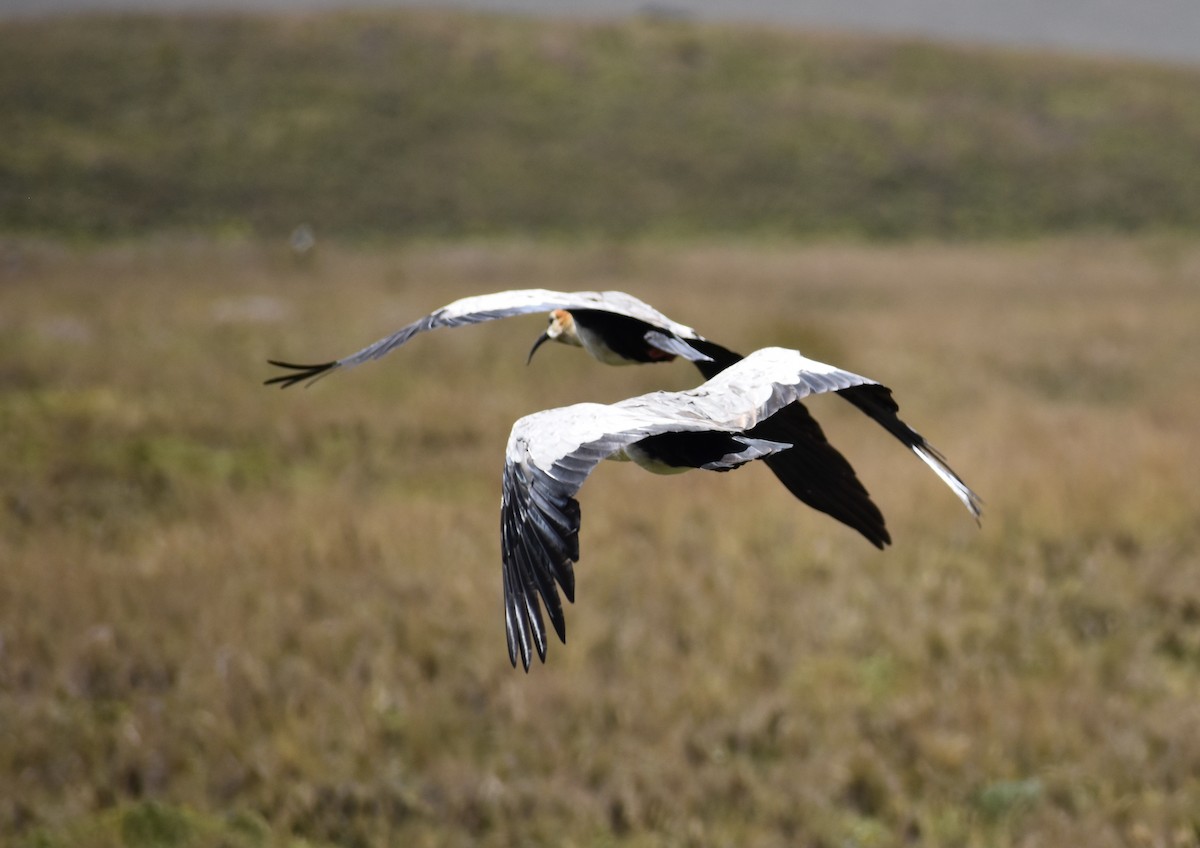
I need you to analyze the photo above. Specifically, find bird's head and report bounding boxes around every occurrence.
[527,309,581,363]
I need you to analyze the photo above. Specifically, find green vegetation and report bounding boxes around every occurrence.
[3,10,1200,240]
[3,235,1199,845]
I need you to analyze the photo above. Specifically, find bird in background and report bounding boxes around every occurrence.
[267,288,938,549]
[499,346,982,670]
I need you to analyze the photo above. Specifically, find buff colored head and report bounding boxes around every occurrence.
[527,309,581,363]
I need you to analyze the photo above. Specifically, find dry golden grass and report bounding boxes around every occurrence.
[2,235,1199,847]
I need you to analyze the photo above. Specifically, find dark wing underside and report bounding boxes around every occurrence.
[687,339,891,548]
[501,460,582,670]
[749,404,891,548]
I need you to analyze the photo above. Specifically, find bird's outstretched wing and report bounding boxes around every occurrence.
[682,348,983,522]
[265,289,704,387]
[501,398,795,671]
[836,383,984,520]
[686,338,890,548]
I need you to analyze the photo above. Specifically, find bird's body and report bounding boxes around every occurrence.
[267,288,898,548]
[500,347,982,670]
[537,308,705,365]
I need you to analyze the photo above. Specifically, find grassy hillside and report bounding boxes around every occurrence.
[3,234,1199,845]
[3,10,1200,239]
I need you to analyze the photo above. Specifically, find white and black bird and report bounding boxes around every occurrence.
[265,289,715,383]
[268,289,898,548]
[500,346,982,670]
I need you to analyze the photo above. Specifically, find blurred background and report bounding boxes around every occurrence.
[3,2,1199,846]
[11,0,1200,64]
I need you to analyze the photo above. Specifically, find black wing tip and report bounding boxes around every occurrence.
[264,359,339,388]
[509,640,532,672]
[966,492,985,525]
[509,601,569,671]
[509,632,555,672]
[829,516,890,550]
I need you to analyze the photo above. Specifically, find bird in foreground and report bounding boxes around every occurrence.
[501,346,982,670]
[268,289,897,548]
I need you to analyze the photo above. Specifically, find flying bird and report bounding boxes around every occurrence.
[267,289,895,548]
[500,346,981,670]
[265,290,715,386]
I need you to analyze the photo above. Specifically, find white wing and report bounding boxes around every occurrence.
[266,288,704,387]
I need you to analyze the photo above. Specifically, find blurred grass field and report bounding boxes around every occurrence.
[2,234,1198,846]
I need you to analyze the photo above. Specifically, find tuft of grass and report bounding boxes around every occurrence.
[2,234,1199,846]
[2,10,1200,240]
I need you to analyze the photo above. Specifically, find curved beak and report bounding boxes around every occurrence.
[526,331,551,365]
